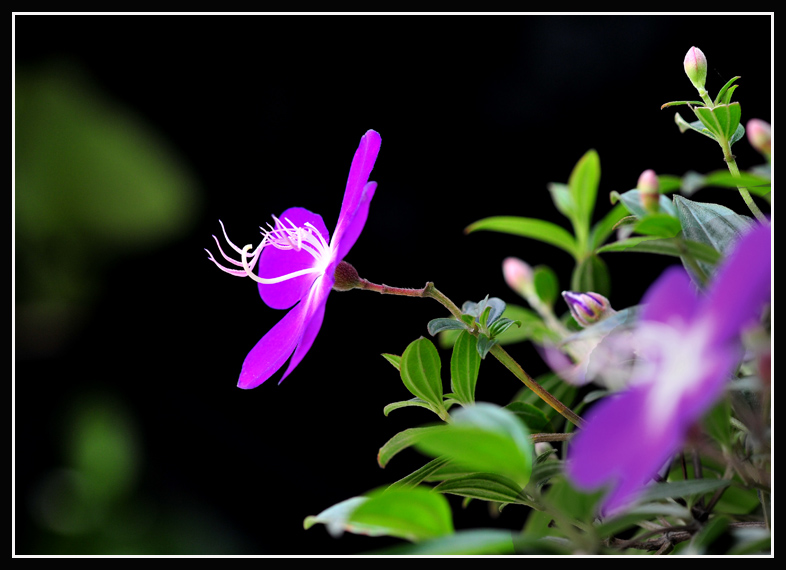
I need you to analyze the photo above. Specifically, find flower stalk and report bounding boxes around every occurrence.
[354,277,585,428]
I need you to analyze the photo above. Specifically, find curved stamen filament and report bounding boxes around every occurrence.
[240,244,322,284]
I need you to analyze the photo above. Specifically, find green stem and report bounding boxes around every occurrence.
[489,344,584,428]
[355,278,585,428]
[722,143,768,223]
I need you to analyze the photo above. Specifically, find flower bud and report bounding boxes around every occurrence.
[503,257,534,297]
[746,119,771,159]
[637,169,660,213]
[332,260,361,291]
[683,46,708,92]
[562,291,615,328]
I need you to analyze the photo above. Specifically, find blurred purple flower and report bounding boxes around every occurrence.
[207,130,381,388]
[566,223,771,515]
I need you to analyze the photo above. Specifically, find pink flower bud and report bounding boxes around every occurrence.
[503,257,533,296]
[562,291,614,328]
[637,169,660,213]
[746,119,771,157]
[684,46,707,91]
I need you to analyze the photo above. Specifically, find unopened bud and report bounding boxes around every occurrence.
[684,46,708,92]
[746,119,771,159]
[562,291,615,328]
[332,260,361,291]
[637,169,660,213]
[503,257,534,297]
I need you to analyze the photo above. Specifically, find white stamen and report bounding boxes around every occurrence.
[240,244,322,284]
[206,217,333,285]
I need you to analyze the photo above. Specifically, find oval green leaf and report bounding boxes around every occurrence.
[449,331,480,405]
[433,473,531,505]
[349,487,454,542]
[464,216,579,259]
[568,149,601,239]
[413,404,533,487]
[400,337,444,410]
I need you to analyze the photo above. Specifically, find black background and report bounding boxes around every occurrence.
[14,14,772,555]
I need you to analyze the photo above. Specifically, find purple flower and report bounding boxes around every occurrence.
[207,130,381,389]
[566,223,771,515]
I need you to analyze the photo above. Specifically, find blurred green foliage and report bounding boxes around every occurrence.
[15,60,201,355]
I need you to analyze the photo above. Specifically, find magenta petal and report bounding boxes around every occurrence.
[332,130,381,250]
[704,223,772,346]
[257,207,330,310]
[567,386,683,515]
[278,276,333,384]
[333,182,377,263]
[237,297,312,390]
[639,267,700,326]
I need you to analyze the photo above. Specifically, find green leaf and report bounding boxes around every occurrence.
[693,103,743,146]
[381,353,401,371]
[423,461,482,482]
[713,76,740,106]
[701,170,771,198]
[638,478,731,503]
[449,331,480,405]
[589,203,628,251]
[657,174,683,193]
[685,515,730,555]
[388,457,452,490]
[487,317,521,338]
[464,216,579,259]
[595,503,693,539]
[533,265,559,307]
[475,335,498,359]
[427,317,468,336]
[570,253,610,298]
[541,475,600,524]
[674,195,754,280]
[348,487,454,542]
[378,426,445,468]
[304,496,371,536]
[413,403,534,487]
[568,149,601,242]
[722,84,739,106]
[674,195,753,253]
[512,373,577,426]
[371,529,516,555]
[703,396,732,451]
[547,182,575,220]
[528,459,563,489]
[633,213,682,238]
[383,398,436,417]
[494,305,557,345]
[597,236,722,265]
[433,473,531,505]
[674,112,718,141]
[400,338,445,411]
[613,188,677,218]
[660,100,705,109]
[504,401,552,432]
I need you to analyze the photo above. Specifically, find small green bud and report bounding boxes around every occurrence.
[684,46,708,92]
[637,169,660,213]
[332,260,361,291]
[562,291,615,328]
[746,119,771,160]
